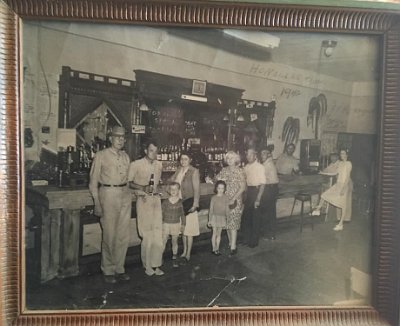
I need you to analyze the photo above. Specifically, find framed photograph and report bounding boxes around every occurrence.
[192,80,207,96]
[1,1,400,326]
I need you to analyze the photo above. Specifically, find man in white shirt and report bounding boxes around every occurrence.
[242,148,266,248]
[129,141,164,277]
[260,146,279,240]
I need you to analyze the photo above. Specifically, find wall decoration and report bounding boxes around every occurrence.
[307,93,327,139]
[282,116,300,147]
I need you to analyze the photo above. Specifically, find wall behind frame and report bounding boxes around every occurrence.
[22,21,379,161]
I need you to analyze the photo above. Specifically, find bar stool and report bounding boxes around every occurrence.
[290,192,313,233]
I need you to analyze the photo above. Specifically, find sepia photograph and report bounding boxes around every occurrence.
[22,21,379,310]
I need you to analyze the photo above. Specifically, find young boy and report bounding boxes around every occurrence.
[162,182,186,268]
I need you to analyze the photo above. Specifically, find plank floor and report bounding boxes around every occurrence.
[25,205,372,310]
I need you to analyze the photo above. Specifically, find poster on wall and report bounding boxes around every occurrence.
[23,22,378,310]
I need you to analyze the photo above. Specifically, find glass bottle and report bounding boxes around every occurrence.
[148,173,155,194]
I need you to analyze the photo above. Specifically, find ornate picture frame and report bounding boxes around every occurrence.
[1,1,400,325]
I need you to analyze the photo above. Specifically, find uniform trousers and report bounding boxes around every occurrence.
[241,186,262,247]
[260,183,279,238]
[99,186,132,276]
[136,195,164,269]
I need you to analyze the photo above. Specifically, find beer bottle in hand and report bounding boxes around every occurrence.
[148,173,155,194]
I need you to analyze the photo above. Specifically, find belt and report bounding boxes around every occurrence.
[101,183,127,187]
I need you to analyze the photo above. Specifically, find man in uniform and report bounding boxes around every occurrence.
[129,141,164,276]
[89,126,132,284]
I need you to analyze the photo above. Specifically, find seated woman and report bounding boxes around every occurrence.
[312,149,353,231]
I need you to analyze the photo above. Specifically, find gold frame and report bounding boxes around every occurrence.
[1,1,400,325]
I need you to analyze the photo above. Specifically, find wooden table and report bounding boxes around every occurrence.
[27,186,95,283]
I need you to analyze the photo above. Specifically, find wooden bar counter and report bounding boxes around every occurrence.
[27,174,328,283]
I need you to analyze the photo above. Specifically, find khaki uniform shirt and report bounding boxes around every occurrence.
[89,147,130,200]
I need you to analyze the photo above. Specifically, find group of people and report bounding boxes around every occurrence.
[205,146,280,255]
[89,126,352,284]
[89,126,204,283]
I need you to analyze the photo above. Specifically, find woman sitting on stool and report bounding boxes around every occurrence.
[312,149,353,231]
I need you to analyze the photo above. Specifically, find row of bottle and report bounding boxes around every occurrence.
[203,146,225,162]
[157,145,184,161]
[156,144,227,162]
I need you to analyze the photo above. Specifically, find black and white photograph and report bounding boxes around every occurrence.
[23,21,379,310]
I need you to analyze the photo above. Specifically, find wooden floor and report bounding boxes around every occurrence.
[25,205,372,310]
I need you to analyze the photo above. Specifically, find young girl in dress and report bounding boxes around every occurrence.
[208,180,230,255]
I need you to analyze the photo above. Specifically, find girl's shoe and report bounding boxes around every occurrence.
[213,250,221,256]
[229,249,237,256]
[172,255,179,268]
[333,224,343,231]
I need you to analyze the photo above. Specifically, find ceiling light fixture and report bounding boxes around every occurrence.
[237,114,245,122]
[321,40,337,57]
[139,103,149,111]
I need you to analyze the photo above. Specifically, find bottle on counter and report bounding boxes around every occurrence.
[181,138,186,152]
[66,146,74,173]
[160,146,166,161]
[58,169,64,187]
[167,146,172,161]
[79,145,86,171]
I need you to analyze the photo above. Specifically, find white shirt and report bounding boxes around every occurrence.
[128,157,162,187]
[263,157,279,185]
[244,161,267,186]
